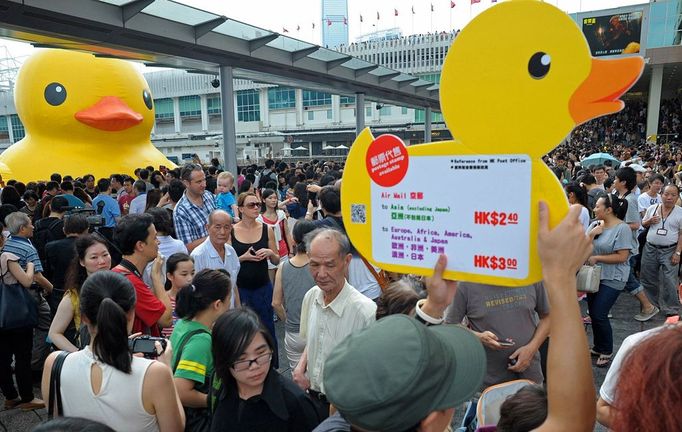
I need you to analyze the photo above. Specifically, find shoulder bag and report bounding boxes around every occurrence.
[576,265,601,293]
[0,260,38,330]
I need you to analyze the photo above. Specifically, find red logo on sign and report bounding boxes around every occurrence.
[366,134,408,187]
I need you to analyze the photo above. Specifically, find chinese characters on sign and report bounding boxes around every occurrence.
[369,155,532,278]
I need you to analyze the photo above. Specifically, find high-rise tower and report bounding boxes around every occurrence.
[321,0,349,49]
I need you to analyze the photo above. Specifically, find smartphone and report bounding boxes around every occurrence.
[249,247,257,256]
[498,340,515,347]
[128,336,166,359]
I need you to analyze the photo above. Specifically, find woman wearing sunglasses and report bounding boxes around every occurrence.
[586,193,631,368]
[231,192,280,368]
[209,308,319,431]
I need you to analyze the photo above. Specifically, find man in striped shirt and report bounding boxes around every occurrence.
[173,164,216,252]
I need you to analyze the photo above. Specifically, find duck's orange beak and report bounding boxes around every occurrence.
[75,96,143,131]
[569,57,644,126]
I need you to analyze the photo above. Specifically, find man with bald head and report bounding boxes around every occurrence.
[292,228,376,418]
[190,209,241,307]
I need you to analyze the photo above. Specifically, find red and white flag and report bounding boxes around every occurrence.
[451,1,456,8]
[471,0,481,4]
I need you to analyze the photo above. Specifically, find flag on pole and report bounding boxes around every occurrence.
[471,0,480,4]
[394,8,398,16]
[412,6,415,14]
[377,11,380,20]
[491,0,497,2]
[283,27,289,32]
[343,16,347,25]
[312,22,315,29]
[431,3,434,12]
[327,18,332,26]
[360,14,363,22]
[296,24,300,31]
[451,1,456,8]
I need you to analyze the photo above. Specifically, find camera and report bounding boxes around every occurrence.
[64,207,104,230]
[128,335,167,359]
[210,78,220,88]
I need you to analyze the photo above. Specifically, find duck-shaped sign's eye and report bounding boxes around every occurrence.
[142,89,153,110]
[528,52,551,79]
[44,82,67,106]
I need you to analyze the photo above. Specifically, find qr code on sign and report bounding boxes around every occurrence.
[351,204,366,224]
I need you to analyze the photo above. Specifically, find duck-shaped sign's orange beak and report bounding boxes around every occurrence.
[569,57,644,126]
[75,96,143,131]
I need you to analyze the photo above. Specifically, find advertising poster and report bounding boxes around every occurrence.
[582,10,643,56]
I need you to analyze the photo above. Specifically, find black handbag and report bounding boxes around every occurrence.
[0,265,38,329]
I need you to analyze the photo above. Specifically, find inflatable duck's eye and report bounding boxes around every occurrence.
[528,52,551,79]
[142,89,153,110]
[44,82,67,106]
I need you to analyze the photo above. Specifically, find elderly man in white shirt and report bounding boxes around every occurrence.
[190,209,241,307]
[293,228,376,419]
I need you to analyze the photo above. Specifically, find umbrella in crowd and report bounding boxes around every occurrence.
[581,152,620,168]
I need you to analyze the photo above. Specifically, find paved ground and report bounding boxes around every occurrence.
[0,292,669,431]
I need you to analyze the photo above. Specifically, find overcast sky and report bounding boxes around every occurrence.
[0,0,648,64]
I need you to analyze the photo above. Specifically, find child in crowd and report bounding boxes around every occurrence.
[161,253,195,339]
[216,172,239,221]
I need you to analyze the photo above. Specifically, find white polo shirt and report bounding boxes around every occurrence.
[644,204,682,246]
[191,238,240,307]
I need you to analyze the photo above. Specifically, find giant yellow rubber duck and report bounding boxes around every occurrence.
[341,0,643,286]
[0,49,176,181]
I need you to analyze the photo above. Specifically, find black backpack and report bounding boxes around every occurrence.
[32,218,63,262]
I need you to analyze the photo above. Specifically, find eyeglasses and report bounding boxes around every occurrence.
[242,202,261,209]
[231,352,272,371]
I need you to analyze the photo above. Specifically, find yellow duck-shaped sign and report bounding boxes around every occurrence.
[341,0,643,286]
[0,49,176,182]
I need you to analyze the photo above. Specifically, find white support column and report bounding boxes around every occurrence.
[173,97,181,134]
[646,64,664,141]
[6,115,14,143]
[331,94,340,124]
[200,94,209,132]
[295,89,303,126]
[259,88,269,127]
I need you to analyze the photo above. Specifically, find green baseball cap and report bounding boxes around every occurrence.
[323,314,485,432]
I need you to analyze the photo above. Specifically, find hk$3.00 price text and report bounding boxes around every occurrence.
[474,255,518,271]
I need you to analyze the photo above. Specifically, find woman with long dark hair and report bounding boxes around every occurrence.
[564,181,591,230]
[48,235,111,352]
[257,188,294,282]
[210,308,319,431]
[170,269,231,432]
[41,271,185,431]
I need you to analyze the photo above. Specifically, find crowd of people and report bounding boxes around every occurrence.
[0,151,679,432]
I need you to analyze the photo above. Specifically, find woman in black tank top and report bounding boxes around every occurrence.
[231,192,281,367]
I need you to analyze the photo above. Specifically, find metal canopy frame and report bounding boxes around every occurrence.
[0,0,441,110]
